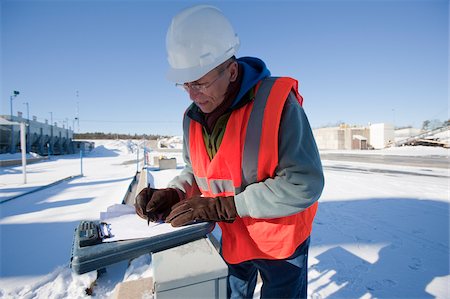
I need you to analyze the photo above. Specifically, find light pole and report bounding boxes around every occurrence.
[49,112,53,156]
[23,102,30,152]
[10,90,20,153]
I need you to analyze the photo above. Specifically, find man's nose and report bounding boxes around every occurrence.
[188,88,202,100]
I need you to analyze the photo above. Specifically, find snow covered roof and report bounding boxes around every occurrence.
[353,135,367,140]
[0,117,19,126]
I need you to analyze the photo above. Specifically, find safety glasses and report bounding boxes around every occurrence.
[175,62,233,92]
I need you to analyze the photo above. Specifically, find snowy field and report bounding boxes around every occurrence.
[0,140,448,298]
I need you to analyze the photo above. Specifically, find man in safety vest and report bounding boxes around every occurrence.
[135,5,324,299]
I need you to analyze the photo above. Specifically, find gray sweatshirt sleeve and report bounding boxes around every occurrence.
[234,93,324,218]
[167,114,202,199]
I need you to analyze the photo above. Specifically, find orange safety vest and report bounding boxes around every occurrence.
[187,77,318,264]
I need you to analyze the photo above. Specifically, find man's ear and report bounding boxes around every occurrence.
[229,61,239,82]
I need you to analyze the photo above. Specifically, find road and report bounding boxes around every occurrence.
[320,153,448,169]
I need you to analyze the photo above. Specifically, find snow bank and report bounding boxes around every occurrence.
[1,140,448,299]
[157,136,183,149]
[0,152,42,161]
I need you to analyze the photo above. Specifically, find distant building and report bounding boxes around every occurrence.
[0,114,74,155]
[369,123,395,149]
[352,135,369,150]
[313,123,396,150]
[313,124,370,150]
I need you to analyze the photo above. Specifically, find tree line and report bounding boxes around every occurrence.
[73,132,170,140]
[422,119,450,131]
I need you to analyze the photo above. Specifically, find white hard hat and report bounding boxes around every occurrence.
[166,5,240,83]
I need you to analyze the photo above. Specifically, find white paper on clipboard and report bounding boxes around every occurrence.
[99,204,187,242]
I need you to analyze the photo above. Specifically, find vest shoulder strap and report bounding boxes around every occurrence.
[240,77,301,191]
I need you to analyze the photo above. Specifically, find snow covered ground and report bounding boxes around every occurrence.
[0,140,448,298]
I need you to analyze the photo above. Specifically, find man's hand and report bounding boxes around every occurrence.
[135,187,181,222]
[135,187,154,220]
[166,196,237,227]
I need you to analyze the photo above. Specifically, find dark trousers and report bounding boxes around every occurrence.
[227,237,310,299]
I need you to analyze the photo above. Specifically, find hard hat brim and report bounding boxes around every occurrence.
[166,48,239,84]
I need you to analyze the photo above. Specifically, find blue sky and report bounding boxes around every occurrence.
[1,0,448,136]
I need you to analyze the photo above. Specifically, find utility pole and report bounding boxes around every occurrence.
[10,90,20,153]
[76,91,80,133]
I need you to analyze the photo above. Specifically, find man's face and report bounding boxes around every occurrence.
[183,62,234,113]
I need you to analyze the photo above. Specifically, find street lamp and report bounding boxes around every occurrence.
[49,112,53,156]
[23,102,30,152]
[10,90,20,153]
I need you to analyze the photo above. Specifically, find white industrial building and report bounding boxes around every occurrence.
[369,123,395,149]
[313,123,396,150]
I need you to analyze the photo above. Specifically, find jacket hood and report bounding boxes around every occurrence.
[232,57,271,107]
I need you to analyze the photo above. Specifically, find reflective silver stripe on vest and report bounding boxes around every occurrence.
[239,78,277,194]
[193,175,234,195]
[210,179,235,195]
[183,112,191,161]
[194,176,209,191]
